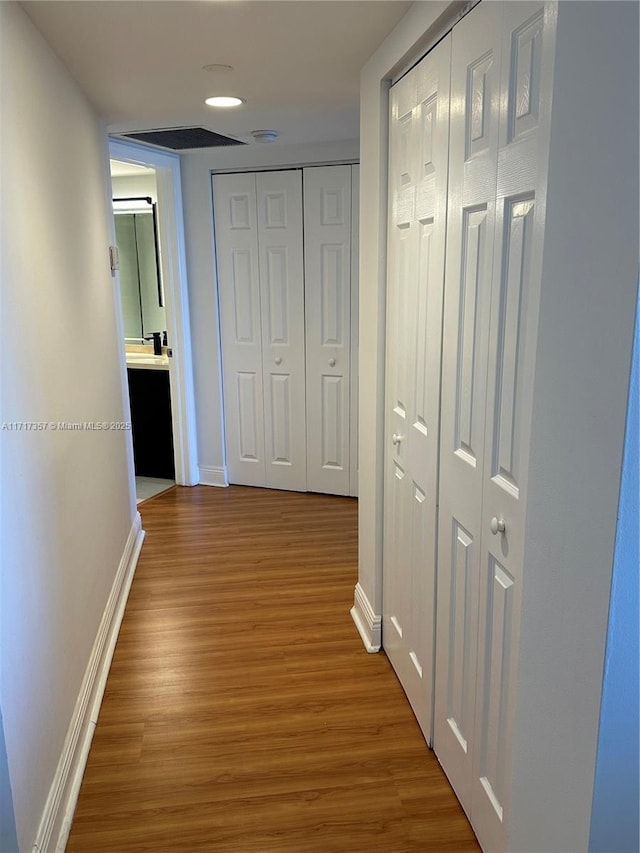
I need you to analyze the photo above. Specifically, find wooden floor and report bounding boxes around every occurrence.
[67,486,480,853]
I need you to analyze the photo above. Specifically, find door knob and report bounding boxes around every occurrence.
[328,358,336,367]
[392,433,403,446]
[490,517,506,535]
[274,356,282,365]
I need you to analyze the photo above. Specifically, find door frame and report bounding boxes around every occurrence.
[109,138,199,486]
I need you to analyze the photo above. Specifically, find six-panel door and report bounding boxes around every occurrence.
[213,172,267,487]
[383,33,451,743]
[256,171,307,491]
[304,165,353,496]
[434,2,551,850]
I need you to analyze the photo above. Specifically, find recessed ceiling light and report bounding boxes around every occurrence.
[205,96,244,108]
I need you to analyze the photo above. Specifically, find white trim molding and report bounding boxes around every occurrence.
[198,465,228,487]
[32,515,145,853]
[350,583,381,653]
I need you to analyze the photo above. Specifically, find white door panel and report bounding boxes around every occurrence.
[471,5,549,849]
[429,3,553,850]
[384,34,451,743]
[434,0,502,806]
[213,173,266,486]
[304,165,352,495]
[256,170,306,491]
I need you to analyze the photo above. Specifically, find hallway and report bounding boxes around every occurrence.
[67,486,479,852]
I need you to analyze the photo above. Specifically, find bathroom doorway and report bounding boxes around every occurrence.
[108,139,199,504]
[111,160,174,502]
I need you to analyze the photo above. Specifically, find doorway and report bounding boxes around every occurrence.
[108,139,199,500]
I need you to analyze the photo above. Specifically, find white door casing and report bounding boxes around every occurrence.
[349,165,360,498]
[383,35,451,743]
[304,165,353,496]
[109,138,200,488]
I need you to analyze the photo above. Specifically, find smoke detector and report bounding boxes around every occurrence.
[251,129,279,143]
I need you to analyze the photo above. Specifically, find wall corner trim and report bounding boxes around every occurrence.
[32,514,145,853]
[198,466,228,487]
[350,583,382,653]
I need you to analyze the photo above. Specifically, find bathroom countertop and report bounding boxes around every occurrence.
[126,352,170,371]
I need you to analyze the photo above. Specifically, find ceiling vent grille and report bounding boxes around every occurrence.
[120,127,245,150]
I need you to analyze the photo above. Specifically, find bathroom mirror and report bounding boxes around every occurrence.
[113,197,166,342]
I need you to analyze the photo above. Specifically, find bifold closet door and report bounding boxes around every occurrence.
[213,170,306,490]
[382,34,451,742]
[304,165,353,496]
[434,0,502,808]
[435,2,551,850]
[256,171,306,491]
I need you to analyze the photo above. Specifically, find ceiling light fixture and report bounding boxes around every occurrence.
[251,129,279,143]
[202,64,234,73]
[205,96,244,108]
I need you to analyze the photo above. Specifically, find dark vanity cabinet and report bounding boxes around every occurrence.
[127,367,175,479]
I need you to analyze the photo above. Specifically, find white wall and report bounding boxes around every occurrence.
[180,140,359,484]
[0,710,18,852]
[111,173,158,201]
[0,4,135,849]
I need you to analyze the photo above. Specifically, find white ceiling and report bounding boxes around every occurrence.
[21,0,411,148]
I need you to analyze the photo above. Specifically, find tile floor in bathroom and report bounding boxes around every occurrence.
[135,477,175,504]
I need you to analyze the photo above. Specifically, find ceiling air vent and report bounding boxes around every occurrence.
[120,127,245,151]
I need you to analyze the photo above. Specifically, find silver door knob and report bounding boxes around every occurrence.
[490,517,506,535]
[328,358,336,367]
[274,356,282,365]
[392,433,403,446]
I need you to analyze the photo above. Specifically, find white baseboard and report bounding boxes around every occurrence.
[32,514,145,853]
[350,582,382,653]
[198,465,228,487]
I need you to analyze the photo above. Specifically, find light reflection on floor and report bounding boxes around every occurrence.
[135,477,175,504]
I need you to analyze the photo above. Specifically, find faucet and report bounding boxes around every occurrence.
[144,332,163,356]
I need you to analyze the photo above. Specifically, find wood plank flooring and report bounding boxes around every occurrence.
[67,486,480,853]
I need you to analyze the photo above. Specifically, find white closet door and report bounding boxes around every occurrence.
[434,0,502,802]
[471,4,549,848]
[213,172,266,486]
[256,170,307,491]
[383,35,451,742]
[349,165,359,498]
[434,3,552,849]
[304,165,352,495]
